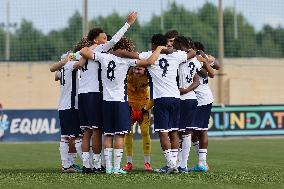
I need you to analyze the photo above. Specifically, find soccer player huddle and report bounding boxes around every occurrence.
[50,11,220,175]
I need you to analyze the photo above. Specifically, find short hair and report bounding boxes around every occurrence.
[187,37,195,49]
[164,30,179,39]
[151,34,167,46]
[107,34,112,41]
[73,37,92,52]
[113,37,135,52]
[194,41,205,52]
[87,27,104,42]
[173,36,191,51]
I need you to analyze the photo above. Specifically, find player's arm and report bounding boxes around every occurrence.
[101,12,137,52]
[136,46,167,66]
[73,57,87,69]
[208,55,221,70]
[79,47,94,60]
[55,71,60,81]
[110,50,139,59]
[50,53,71,72]
[179,74,200,95]
[197,68,208,78]
[187,49,196,59]
[196,51,214,78]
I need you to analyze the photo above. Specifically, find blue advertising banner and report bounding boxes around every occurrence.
[0,105,284,142]
[0,110,60,142]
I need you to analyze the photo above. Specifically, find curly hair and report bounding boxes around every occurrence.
[112,37,135,52]
[173,35,191,51]
[73,37,93,52]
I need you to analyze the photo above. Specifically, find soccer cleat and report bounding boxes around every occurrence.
[82,166,93,174]
[62,166,77,173]
[177,166,188,173]
[101,165,106,173]
[112,168,127,175]
[71,164,82,172]
[123,162,133,171]
[93,167,104,174]
[166,167,179,174]
[154,165,169,173]
[190,164,209,172]
[106,168,113,174]
[144,162,152,171]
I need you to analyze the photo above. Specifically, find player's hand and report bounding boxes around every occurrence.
[157,46,167,51]
[207,55,215,64]
[62,52,72,63]
[127,11,138,25]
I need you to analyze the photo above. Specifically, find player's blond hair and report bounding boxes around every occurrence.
[73,37,93,52]
[113,37,135,52]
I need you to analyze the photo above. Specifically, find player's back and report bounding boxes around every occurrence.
[58,60,78,110]
[95,53,137,102]
[139,50,187,99]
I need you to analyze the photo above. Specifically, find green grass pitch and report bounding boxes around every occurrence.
[0,138,283,189]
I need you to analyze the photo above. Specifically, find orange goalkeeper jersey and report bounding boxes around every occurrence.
[127,73,153,110]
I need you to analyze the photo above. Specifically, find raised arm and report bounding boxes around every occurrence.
[100,12,137,52]
[179,74,200,95]
[187,49,196,59]
[50,53,71,72]
[136,46,167,66]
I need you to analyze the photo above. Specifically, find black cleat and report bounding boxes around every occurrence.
[93,167,104,174]
[82,166,93,174]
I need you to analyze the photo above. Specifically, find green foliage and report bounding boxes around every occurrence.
[0,139,284,189]
[2,2,284,61]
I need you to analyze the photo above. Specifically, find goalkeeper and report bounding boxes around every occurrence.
[123,66,153,171]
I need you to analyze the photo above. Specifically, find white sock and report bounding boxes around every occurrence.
[171,149,178,168]
[101,148,106,167]
[144,155,150,163]
[127,156,133,163]
[176,148,182,168]
[163,149,172,167]
[114,149,123,170]
[89,149,94,169]
[82,152,90,168]
[93,153,102,169]
[75,139,82,160]
[180,134,191,169]
[104,148,113,170]
[68,153,77,166]
[198,149,207,166]
[59,140,70,168]
[193,141,199,156]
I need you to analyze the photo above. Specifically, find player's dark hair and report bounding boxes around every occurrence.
[173,35,191,51]
[87,27,104,42]
[113,37,135,52]
[187,37,195,49]
[107,34,112,41]
[73,37,93,52]
[151,34,167,46]
[164,30,179,39]
[194,41,205,52]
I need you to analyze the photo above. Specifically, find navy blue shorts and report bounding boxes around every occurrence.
[179,99,198,131]
[102,101,131,135]
[78,92,103,129]
[153,97,180,132]
[192,103,212,130]
[59,108,82,137]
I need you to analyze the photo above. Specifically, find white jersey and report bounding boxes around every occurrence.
[194,57,214,105]
[94,52,137,102]
[139,50,187,99]
[78,22,130,94]
[179,57,202,100]
[58,61,78,110]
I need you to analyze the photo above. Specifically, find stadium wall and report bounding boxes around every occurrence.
[0,58,284,109]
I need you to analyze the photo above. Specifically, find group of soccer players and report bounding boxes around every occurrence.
[50,11,220,174]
